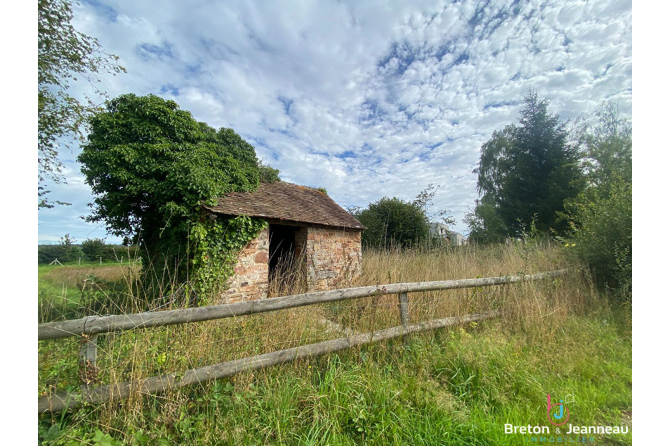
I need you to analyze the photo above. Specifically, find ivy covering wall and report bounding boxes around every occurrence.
[189,215,268,304]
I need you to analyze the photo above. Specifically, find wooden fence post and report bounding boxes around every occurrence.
[79,316,100,385]
[398,292,409,345]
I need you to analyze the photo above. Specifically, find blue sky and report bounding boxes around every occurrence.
[37,0,632,243]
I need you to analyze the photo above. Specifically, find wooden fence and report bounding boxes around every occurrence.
[38,269,568,414]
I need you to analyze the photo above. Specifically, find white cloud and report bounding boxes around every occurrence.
[40,0,632,240]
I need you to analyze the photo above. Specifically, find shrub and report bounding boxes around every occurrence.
[353,197,430,250]
[566,178,631,297]
[563,102,632,298]
[81,238,106,262]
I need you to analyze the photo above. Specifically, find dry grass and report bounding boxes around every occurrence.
[39,244,595,434]
[307,241,587,338]
[358,242,566,283]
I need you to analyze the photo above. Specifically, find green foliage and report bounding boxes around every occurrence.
[78,94,278,300]
[469,91,585,242]
[258,160,281,183]
[80,238,139,263]
[575,102,632,189]
[38,0,125,208]
[80,238,106,261]
[566,181,631,296]
[38,245,61,265]
[353,197,430,249]
[79,94,259,236]
[464,196,508,245]
[563,103,632,297]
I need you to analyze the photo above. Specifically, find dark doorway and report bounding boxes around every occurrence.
[268,224,298,280]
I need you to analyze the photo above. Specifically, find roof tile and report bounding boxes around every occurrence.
[204,182,365,230]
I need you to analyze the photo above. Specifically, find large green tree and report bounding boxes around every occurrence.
[353,197,430,250]
[78,94,277,297]
[38,0,125,208]
[564,103,632,296]
[468,91,585,242]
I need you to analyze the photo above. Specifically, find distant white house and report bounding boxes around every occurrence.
[429,222,468,246]
[450,231,467,246]
[430,222,450,239]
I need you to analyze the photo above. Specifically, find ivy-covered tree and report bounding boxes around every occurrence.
[78,94,278,302]
[38,0,125,208]
[468,91,585,241]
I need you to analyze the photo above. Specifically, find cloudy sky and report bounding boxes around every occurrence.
[37,0,632,244]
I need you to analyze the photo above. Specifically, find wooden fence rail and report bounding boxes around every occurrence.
[37,269,568,413]
[39,270,567,340]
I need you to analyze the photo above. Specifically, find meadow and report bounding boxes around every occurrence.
[38,241,632,445]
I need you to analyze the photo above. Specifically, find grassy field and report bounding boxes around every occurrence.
[38,262,142,323]
[38,242,632,445]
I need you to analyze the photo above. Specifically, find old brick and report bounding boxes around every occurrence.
[254,251,269,263]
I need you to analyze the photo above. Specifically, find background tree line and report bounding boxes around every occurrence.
[38,234,140,265]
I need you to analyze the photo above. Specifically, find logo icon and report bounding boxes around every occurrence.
[546,394,570,426]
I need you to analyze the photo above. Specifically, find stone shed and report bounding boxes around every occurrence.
[204,182,365,302]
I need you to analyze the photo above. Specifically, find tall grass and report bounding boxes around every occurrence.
[38,242,631,445]
[38,263,143,323]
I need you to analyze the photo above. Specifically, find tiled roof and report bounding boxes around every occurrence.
[204,182,365,230]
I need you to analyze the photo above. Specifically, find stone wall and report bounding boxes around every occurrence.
[224,225,363,301]
[304,227,362,291]
[294,226,308,259]
[224,227,269,303]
